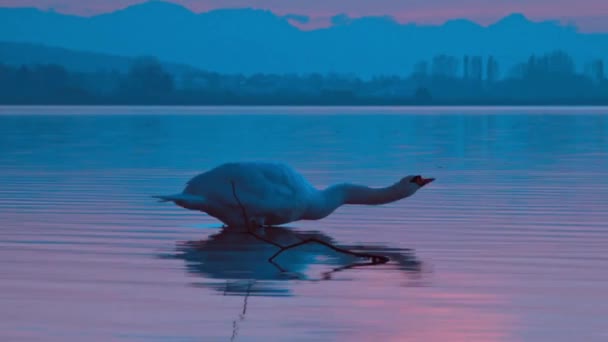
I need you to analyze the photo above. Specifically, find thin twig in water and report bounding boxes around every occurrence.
[230,180,250,227]
[321,261,383,280]
[241,281,252,319]
[229,180,389,271]
[230,281,252,342]
[268,238,389,264]
[230,180,283,248]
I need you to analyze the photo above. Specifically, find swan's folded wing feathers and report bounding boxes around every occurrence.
[227,163,309,221]
[183,162,313,223]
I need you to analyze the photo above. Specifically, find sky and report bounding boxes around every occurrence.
[0,0,607,32]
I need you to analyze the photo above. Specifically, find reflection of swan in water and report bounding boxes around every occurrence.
[164,226,423,296]
[165,227,424,340]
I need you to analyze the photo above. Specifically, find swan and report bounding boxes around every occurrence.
[154,162,434,227]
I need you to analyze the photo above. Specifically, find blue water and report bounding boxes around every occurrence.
[1,107,607,341]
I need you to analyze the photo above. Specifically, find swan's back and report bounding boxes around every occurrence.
[184,162,317,225]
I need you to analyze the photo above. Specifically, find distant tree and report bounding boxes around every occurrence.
[36,64,70,89]
[14,65,31,88]
[486,56,499,83]
[0,63,14,101]
[584,59,605,84]
[2,51,608,105]
[469,56,483,82]
[431,54,459,79]
[503,51,593,101]
[508,62,526,79]
[121,57,174,101]
[413,87,432,103]
[545,51,576,76]
[411,61,429,85]
[524,51,575,79]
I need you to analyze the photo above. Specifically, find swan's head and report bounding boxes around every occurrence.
[397,175,435,196]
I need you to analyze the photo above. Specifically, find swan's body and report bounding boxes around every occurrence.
[154,162,434,227]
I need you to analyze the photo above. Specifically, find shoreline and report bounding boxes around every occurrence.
[1,105,607,115]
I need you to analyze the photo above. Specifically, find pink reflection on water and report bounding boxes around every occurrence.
[2,112,608,340]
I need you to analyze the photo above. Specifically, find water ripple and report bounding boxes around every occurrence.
[1,110,607,341]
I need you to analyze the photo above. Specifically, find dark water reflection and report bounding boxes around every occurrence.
[167,226,422,296]
[1,107,608,341]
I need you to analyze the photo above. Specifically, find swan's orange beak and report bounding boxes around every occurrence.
[417,177,435,187]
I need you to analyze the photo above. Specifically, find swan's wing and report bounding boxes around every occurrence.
[185,163,312,222]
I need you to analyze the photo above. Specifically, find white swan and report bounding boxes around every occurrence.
[154,162,434,227]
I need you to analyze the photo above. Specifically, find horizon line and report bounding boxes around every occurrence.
[3,105,608,116]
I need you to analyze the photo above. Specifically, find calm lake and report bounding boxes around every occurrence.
[1,106,607,341]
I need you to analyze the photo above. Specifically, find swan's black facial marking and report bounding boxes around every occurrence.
[410,175,422,184]
[409,175,435,187]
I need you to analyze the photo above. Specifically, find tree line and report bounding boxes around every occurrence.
[0,51,606,105]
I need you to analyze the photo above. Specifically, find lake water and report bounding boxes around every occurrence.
[1,106,607,341]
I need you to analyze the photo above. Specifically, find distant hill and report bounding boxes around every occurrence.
[0,41,201,75]
[0,41,135,72]
[1,1,607,76]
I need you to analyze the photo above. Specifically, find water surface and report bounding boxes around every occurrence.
[1,107,607,341]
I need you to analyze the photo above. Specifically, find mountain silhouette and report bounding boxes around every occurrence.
[1,1,607,76]
[0,41,200,75]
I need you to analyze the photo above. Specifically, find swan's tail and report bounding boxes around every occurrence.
[152,193,206,209]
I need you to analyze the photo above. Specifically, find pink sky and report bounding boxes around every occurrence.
[0,0,607,32]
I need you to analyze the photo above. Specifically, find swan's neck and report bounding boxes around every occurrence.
[303,183,406,220]
[334,183,407,205]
